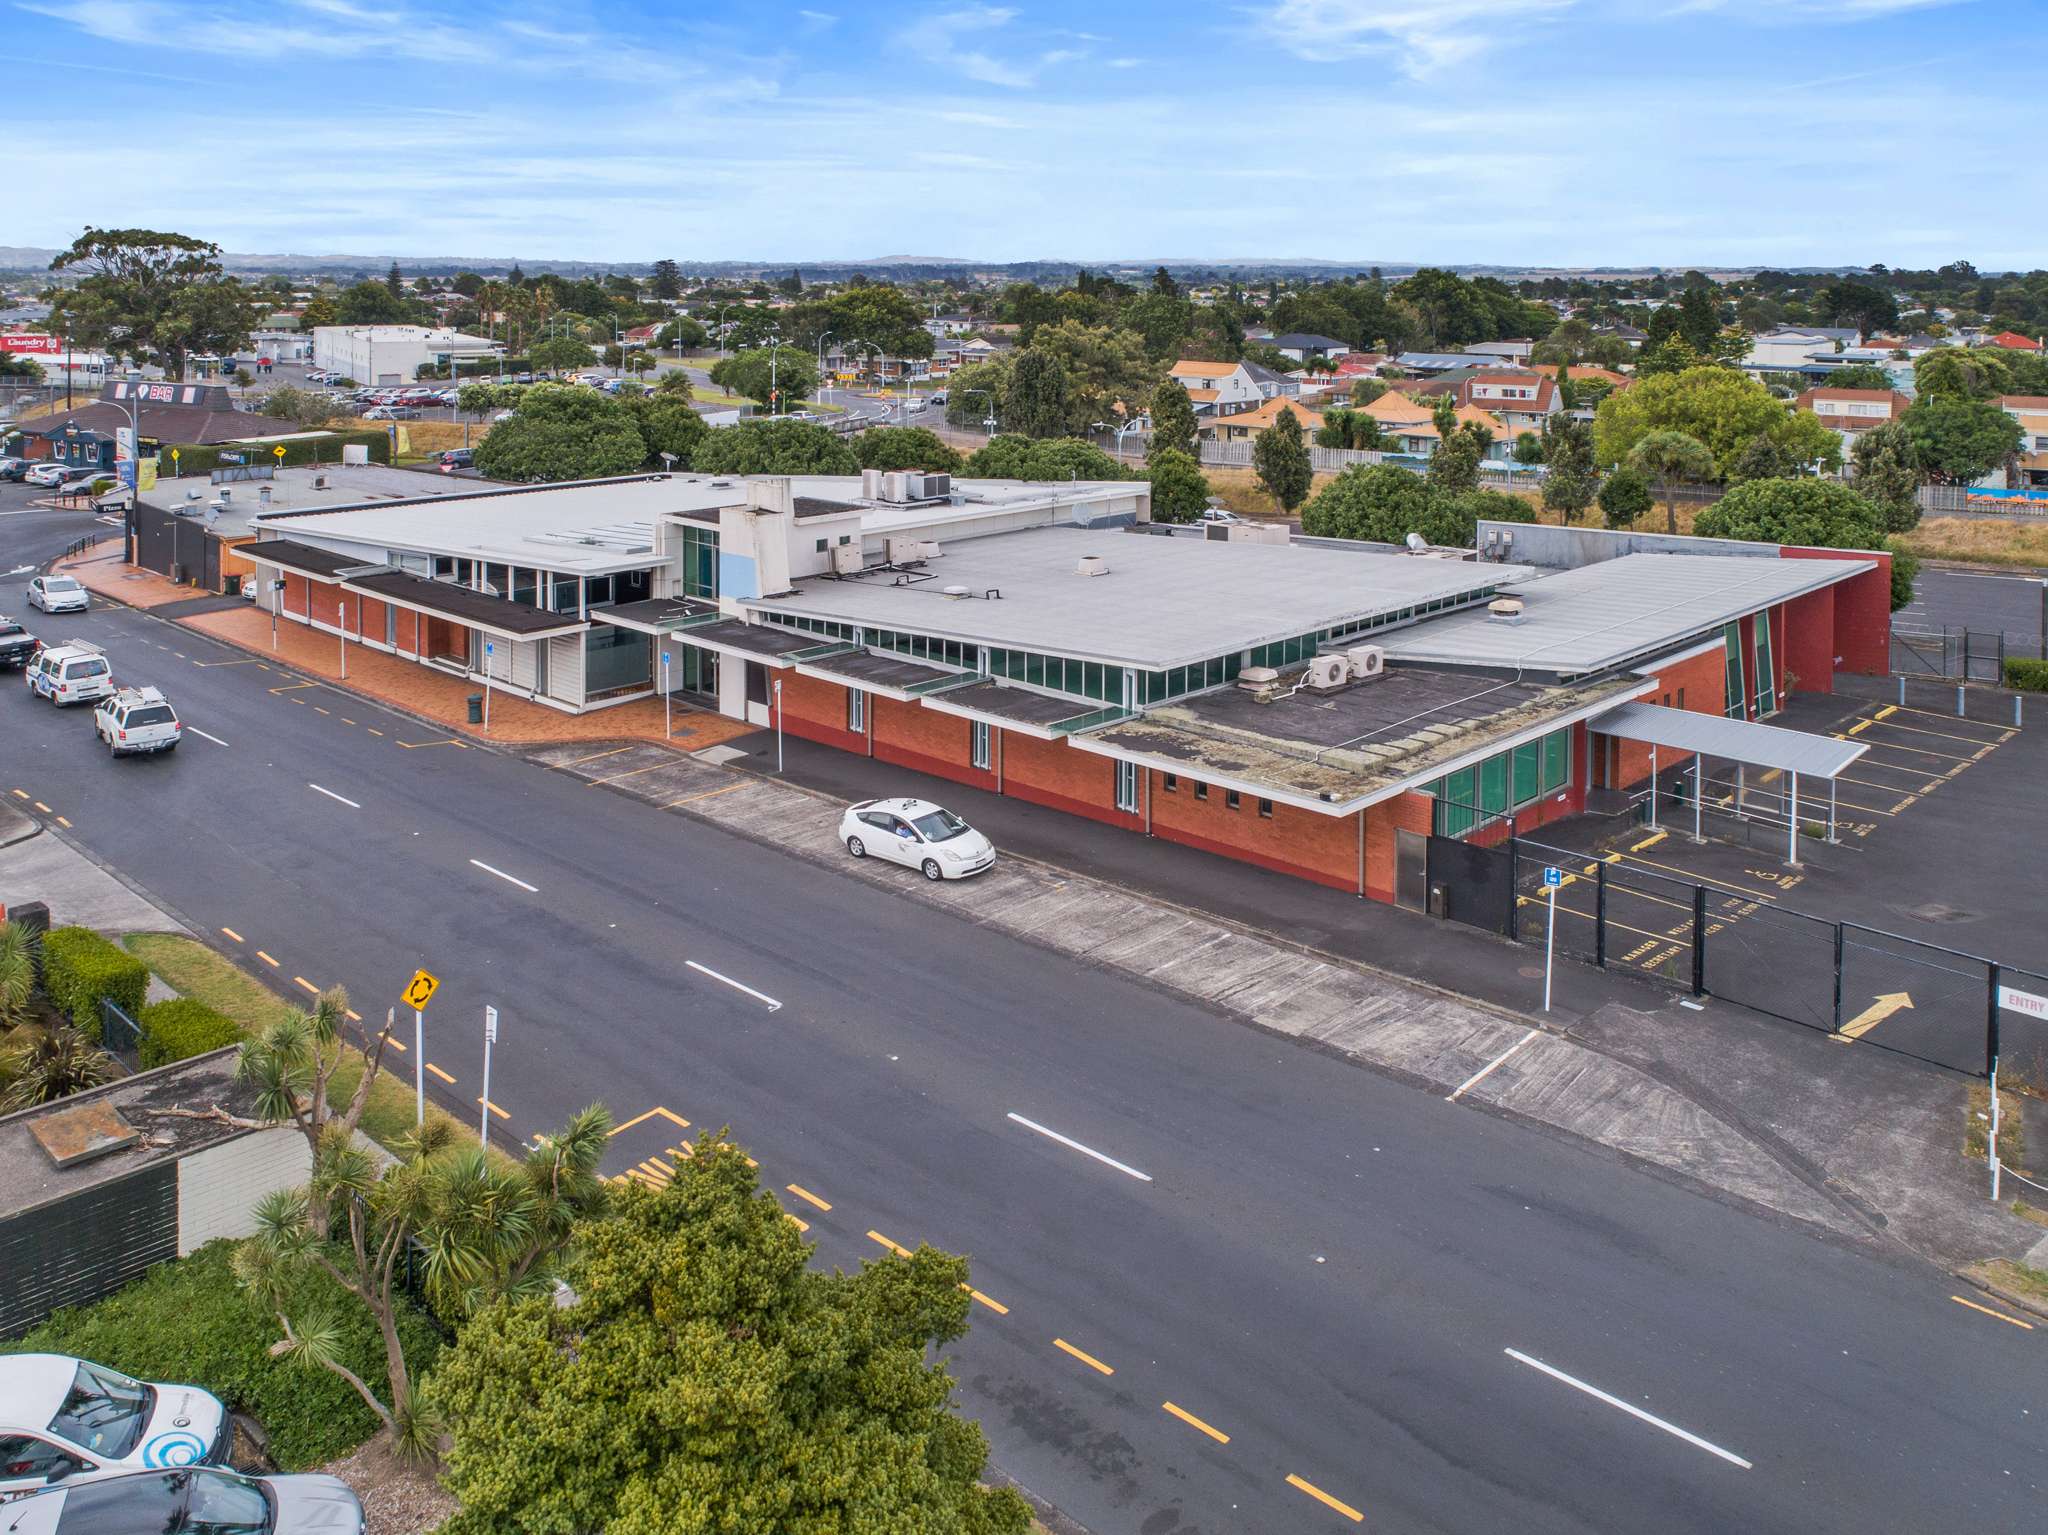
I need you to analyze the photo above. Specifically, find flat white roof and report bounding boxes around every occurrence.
[747,526,1530,669]
[1377,553,1874,677]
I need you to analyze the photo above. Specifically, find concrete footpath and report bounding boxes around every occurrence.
[0,805,184,935]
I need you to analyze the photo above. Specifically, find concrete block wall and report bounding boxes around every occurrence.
[175,1127,312,1257]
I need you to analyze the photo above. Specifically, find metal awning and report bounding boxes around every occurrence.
[794,648,975,703]
[675,619,815,667]
[591,597,720,635]
[339,570,590,644]
[1592,702,1866,778]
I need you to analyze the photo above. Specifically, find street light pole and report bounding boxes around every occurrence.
[815,331,834,404]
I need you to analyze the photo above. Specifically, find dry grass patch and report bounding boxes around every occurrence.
[1896,516,2048,570]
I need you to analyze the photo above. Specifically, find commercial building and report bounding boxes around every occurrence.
[236,471,1889,906]
[18,381,301,472]
[309,326,501,385]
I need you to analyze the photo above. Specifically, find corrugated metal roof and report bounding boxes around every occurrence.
[1591,702,1866,778]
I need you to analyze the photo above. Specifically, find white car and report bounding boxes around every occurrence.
[1200,508,1241,525]
[24,644,113,707]
[840,798,996,881]
[93,686,181,755]
[0,1354,229,1500]
[0,1466,362,1535]
[25,576,89,614]
[22,464,71,488]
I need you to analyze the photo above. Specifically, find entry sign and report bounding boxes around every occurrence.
[1998,984,2048,1020]
[402,969,440,1010]
[1543,866,1563,888]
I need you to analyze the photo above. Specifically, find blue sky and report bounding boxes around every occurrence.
[10,0,2044,268]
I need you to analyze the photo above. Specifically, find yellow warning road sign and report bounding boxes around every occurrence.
[402,969,439,1010]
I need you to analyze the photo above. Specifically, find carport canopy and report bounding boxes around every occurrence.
[1591,701,1866,778]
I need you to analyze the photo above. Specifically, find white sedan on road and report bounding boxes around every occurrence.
[25,576,89,614]
[840,798,996,881]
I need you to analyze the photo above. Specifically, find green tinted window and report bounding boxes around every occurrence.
[1541,728,1569,792]
[1512,740,1541,806]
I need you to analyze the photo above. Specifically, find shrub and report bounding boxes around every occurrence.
[138,997,243,1068]
[2005,657,2048,693]
[2,1240,442,1470]
[40,926,148,1042]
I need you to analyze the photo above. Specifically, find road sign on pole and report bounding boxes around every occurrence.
[482,639,494,731]
[1541,867,1562,1012]
[480,1005,498,1147]
[402,969,439,1009]
[1996,984,2048,1019]
[402,970,438,1128]
[661,650,671,740]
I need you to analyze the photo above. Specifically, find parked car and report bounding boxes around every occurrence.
[0,1354,229,1500]
[930,390,949,406]
[0,1466,362,1535]
[839,797,995,881]
[25,575,89,614]
[1201,508,1241,525]
[0,457,28,481]
[361,405,419,421]
[94,685,181,755]
[25,643,113,707]
[0,616,37,669]
[23,463,72,488]
[436,448,473,471]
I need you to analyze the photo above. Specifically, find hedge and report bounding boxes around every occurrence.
[40,926,149,1042]
[2005,657,2048,693]
[2,1240,443,1470]
[161,430,391,478]
[138,997,243,1068]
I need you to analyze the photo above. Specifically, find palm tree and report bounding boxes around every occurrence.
[0,1024,116,1110]
[0,921,34,1031]
[1627,430,1718,533]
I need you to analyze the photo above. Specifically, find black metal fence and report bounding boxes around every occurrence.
[1890,626,2009,681]
[99,996,141,1055]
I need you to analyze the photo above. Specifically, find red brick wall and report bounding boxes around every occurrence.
[872,696,994,791]
[774,670,867,755]
[1608,646,1724,788]
[1780,546,1890,675]
[1781,587,1837,695]
[355,595,389,646]
[1001,733,1137,830]
[1362,792,1432,901]
[1149,771,1359,891]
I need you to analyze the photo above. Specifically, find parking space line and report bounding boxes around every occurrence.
[555,745,633,768]
[961,1283,1009,1315]
[1053,1338,1114,1376]
[185,727,230,746]
[1867,717,2009,746]
[587,761,676,787]
[1630,829,1667,852]
[424,1062,456,1084]
[1162,1401,1230,1444]
[220,927,243,943]
[1952,1295,2033,1330]
[664,783,746,808]
[785,1183,832,1212]
[1286,1474,1364,1523]
[292,976,319,996]
[1448,1028,1542,1102]
[1840,735,1975,763]
[606,1107,691,1137]
[866,1229,912,1258]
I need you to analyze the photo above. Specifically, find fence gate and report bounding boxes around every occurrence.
[1425,834,1514,936]
[1838,924,1991,1076]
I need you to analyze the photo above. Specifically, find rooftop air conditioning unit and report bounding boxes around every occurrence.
[831,542,864,575]
[885,536,938,565]
[907,472,951,500]
[1076,555,1109,577]
[1346,644,1386,679]
[312,474,329,489]
[1488,596,1525,624]
[1305,654,1352,692]
[861,468,883,498]
[881,471,910,502]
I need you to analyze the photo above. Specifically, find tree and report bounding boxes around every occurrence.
[1911,347,2014,402]
[1253,406,1313,511]
[1147,377,1199,461]
[1003,350,1074,439]
[253,386,346,429]
[333,280,413,327]
[1595,364,1840,477]
[424,1132,1028,1535]
[853,426,962,472]
[651,368,692,399]
[384,262,404,297]
[1348,376,1389,406]
[1850,419,1924,531]
[1316,409,1388,451]
[1147,448,1211,523]
[708,346,818,410]
[1512,431,1546,466]
[1901,396,2023,484]
[1695,477,1918,608]
[300,294,338,329]
[1300,464,1533,547]
[1597,464,1653,528]
[1821,363,1894,392]
[621,392,709,467]
[472,385,649,482]
[1026,319,1161,434]
[1119,291,1193,361]
[48,227,254,380]
[0,353,44,381]
[237,1108,611,1457]
[961,435,1129,481]
[689,419,859,475]
[1428,422,1489,495]
[530,336,598,377]
[1150,264,1180,297]
[451,271,485,298]
[0,1023,115,1110]
[1725,434,1801,485]
[649,259,681,300]
[656,316,707,352]
[1540,414,1596,524]
[943,358,1013,431]
[1626,430,1716,533]
[1676,287,1721,355]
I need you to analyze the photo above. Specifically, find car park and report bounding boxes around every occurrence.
[839,797,996,881]
[25,643,113,707]
[0,1466,362,1535]
[0,1354,229,1500]
[0,617,37,669]
[25,576,88,614]
[93,686,181,755]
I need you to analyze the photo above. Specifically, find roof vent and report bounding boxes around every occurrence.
[1487,596,1525,624]
[1238,664,1282,700]
[1404,531,1426,552]
[941,584,971,598]
[1077,555,1109,578]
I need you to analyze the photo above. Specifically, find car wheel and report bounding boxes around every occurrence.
[922,858,944,882]
[846,836,865,859]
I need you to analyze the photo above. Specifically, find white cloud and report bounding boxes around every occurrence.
[1669,0,1967,14]
[1107,56,1144,67]
[896,6,1037,87]
[798,8,837,30]
[1262,0,1574,76]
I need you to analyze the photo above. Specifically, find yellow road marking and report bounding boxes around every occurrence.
[424,1062,456,1084]
[193,657,257,668]
[32,801,50,813]
[1889,796,1917,815]
[787,1213,809,1231]
[1846,719,1871,735]
[384,1035,406,1052]
[366,728,384,737]
[1630,829,1667,852]
[1952,1295,2033,1329]
[269,681,317,694]
[345,1009,362,1022]
[867,1230,912,1258]
[961,1284,1009,1315]
[786,1183,832,1212]
[1871,717,2007,746]
[255,662,270,671]
[291,697,305,705]
[1053,1338,1114,1376]
[312,707,329,715]
[1834,991,1913,1042]
[587,761,677,786]
[9,789,27,800]
[396,738,467,749]
[255,950,279,967]
[555,745,633,768]
[341,717,356,725]
[220,927,243,942]
[1850,736,1976,763]
[1162,1402,1229,1444]
[606,1106,691,1137]
[478,1097,510,1121]
[55,815,71,828]
[292,976,320,995]
[1607,848,1780,901]
[1874,704,1896,721]
[1286,1474,1364,1523]
[664,783,746,808]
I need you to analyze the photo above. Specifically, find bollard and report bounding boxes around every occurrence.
[2016,694,2024,728]
[1898,675,1906,707]
[1956,683,1965,718]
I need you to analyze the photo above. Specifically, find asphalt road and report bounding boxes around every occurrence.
[1896,566,2047,649]
[2,539,2043,1532]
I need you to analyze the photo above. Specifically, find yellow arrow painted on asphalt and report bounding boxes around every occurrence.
[1834,991,1914,1042]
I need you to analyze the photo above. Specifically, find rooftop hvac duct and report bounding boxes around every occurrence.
[1076,555,1109,577]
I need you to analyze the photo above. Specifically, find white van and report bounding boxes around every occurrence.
[24,642,113,707]
[94,686,181,755]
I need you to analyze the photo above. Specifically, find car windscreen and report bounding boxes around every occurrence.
[0,625,22,638]
[46,1361,152,1460]
[123,706,176,727]
[43,579,81,592]
[68,660,108,678]
[911,809,970,842]
[48,1470,268,1535]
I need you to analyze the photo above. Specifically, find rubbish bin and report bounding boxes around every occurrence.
[467,693,483,724]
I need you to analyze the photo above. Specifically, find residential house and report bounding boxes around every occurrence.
[1997,396,2048,486]
[1390,352,1478,377]
[924,314,976,339]
[1240,359,1300,400]
[1268,333,1349,364]
[1168,360,1264,416]
[1990,331,2043,352]
[621,324,663,349]
[1452,371,1561,437]
[1592,322,1647,350]
[1743,327,1863,373]
[1461,339,1535,365]
[1196,396,1325,444]
[1795,387,1910,457]
[1348,392,1515,464]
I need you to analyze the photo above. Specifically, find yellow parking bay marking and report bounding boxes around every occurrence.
[255,950,280,967]
[1871,717,2009,746]
[786,1183,832,1212]
[961,1284,1009,1315]
[269,680,318,694]
[220,927,243,943]
[867,1229,913,1258]
[192,657,257,668]
[10,789,27,800]
[607,1106,691,1137]
[1843,735,1976,763]
[1630,829,1667,852]
[1162,1402,1230,1444]
[1952,1295,2033,1330]
[424,1062,456,1085]
[55,815,71,828]
[1053,1338,1114,1376]
[1846,719,1871,735]
[1286,1474,1364,1523]
[397,738,468,750]
[478,1098,510,1121]
[786,1213,809,1232]
[556,745,633,769]
[292,976,320,996]
[32,802,50,814]
[665,783,746,808]
[1874,704,1897,721]
[366,727,384,737]
[587,761,677,787]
